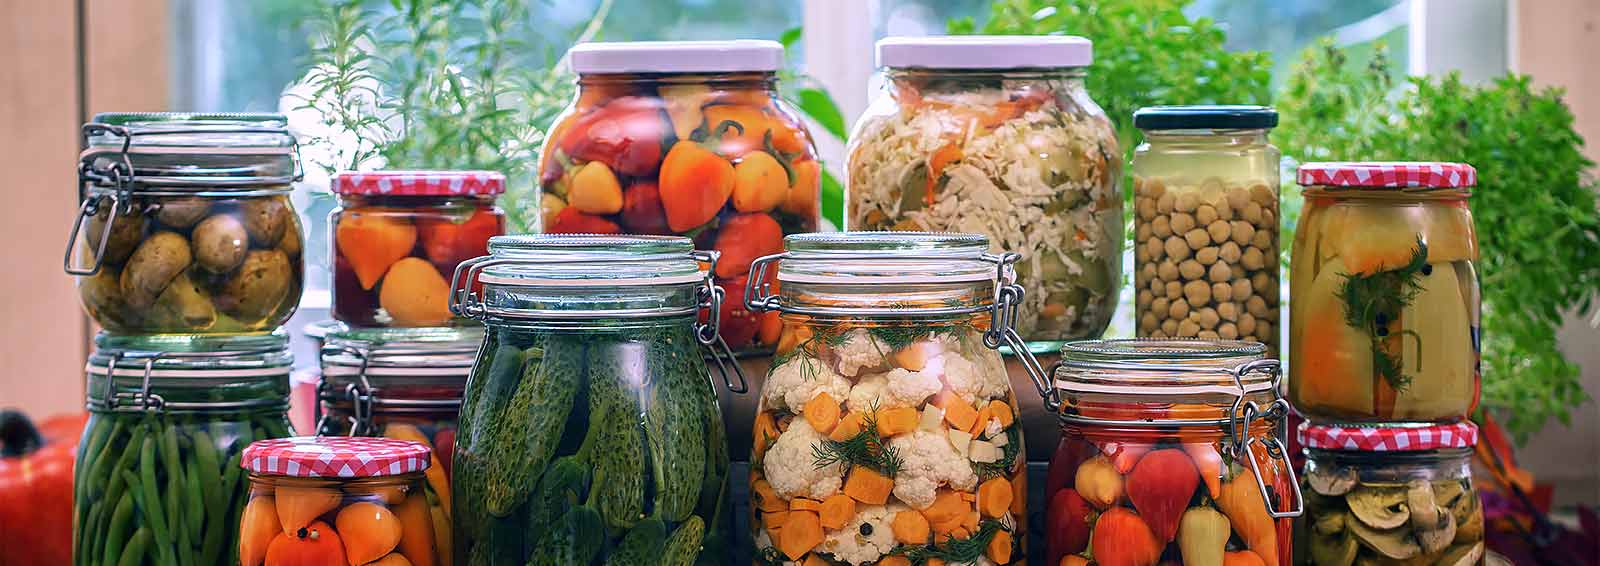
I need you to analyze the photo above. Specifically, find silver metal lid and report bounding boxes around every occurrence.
[80,112,300,191]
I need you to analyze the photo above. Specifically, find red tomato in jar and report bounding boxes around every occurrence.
[559,96,671,177]
[417,208,502,268]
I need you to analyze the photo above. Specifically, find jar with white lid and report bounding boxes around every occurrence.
[846,36,1124,347]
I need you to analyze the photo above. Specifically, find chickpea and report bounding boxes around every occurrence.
[1243,201,1264,224]
[1251,228,1273,251]
[1170,212,1196,235]
[1158,260,1179,281]
[1136,244,1151,264]
[1168,297,1191,320]
[1138,288,1153,308]
[1153,215,1173,238]
[1176,192,1200,213]
[1140,262,1158,282]
[1257,320,1274,341]
[1218,322,1239,339]
[1226,186,1250,211]
[1157,192,1176,214]
[1252,272,1272,297]
[1165,236,1192,261]
[1212,281,1233,303]
[1247,295,1269,318]
[1215,197,1234,221]
[1137,197,1156,221]
[1263,278,1280,304]
[1197,307,1220,330]
[1196,246,1220,266]
[1197,329,1220,340]
[1152,296,1170,316]
[1241,246,1266,270]
[1196,204,1218,226]
[1249,182,1275,205]
[1230,221,1256,246]
[1208,261,1233,283]
[1179,259,1205,280]
[1161,318,1180,336]
[1177,319,1201,338]
[1166,280,1183,299]
[1183,280,1212,307]
[1149,277,1165,295]
[1207,220,1231,245]
[1140,312,1158,333]
[1232,278,1253,301]
[1184,228,1211,249]
[1146,177,1167,199]
[1262,208,1277,228]
[1136,222,1153,242]
[1146,237,1166,261]
[1217,301,1239,321]
[1133,175,1146,194]
[1238,313,1258,336]
[1219,241,1242,264]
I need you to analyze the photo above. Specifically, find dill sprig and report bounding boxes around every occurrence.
[812,408,903,477]
[972,424,1021,480]
[1335,238,1430,391]
[892,519,1011,564]
[772,324,851,381]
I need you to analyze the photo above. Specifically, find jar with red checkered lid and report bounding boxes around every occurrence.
[1290,162,1481,422]
[331,170,507,327]
[1295,421,1484,565]
[239,436,440,566]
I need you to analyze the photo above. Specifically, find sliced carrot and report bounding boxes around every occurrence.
[842,466,894,505]
[831,411,866,442]
[987,400,1014,428]
[977,477,1013,518]
[878,557,912,566]
[943,398,979,431]
[892,510,932,545]
[802,392,841,436]
[753,412,780,458]
[818,494,856,530]
[802,554,829,566]
[875,406,919,437]
[921,490,968,526]
[777,510,824,560]
[987,530,1014,564]
[753,479,787,513]
[764,510,789,530]
[924,143,964,206]
[966,404,994,436]
[789,498,821,512]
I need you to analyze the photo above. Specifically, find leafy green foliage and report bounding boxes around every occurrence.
[1277,40,1600,440]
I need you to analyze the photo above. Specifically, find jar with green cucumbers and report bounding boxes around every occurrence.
[72,332,294,566]
[449,234,745,566]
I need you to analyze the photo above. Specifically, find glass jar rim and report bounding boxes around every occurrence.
[479,234,704,286]
[1055,338,1276,393]
[321,326,481,375]
[776,231,997,285]
[82,112,299,189]
[91,331,292,367]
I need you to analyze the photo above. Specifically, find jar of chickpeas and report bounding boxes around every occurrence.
[1131,106,1281,355]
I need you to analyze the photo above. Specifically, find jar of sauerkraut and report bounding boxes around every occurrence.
[846,36,1123,346]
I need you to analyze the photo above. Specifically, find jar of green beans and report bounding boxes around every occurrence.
[72,332,294,566]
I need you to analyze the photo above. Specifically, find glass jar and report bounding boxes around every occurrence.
[316,326,477,561]
[1047,339,1302,566]
[538,40,821,351]
[66,112,305,334]
[1295,422,1484,566]
[449,234,742,565]
[1132,106,1282,355]
[846,36,1123,346]
[742,232,1041,565]
[331,170,506,327]
[72,332,294,566]
[1289,163,1480,422]
[239,436,439,566]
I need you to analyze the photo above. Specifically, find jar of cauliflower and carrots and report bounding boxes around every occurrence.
[744,232,1051,565]
[1047,339,1302,566]
[239,437,438,566]
[537,40,821,351]
[1289,163,1480,422]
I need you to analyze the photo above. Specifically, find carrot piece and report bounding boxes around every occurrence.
[962,510,979,533]
[764,510,789,530]
[757,311,783,346]
[1060,556,1091,566]
[943,398,979,431]
[921,490,968,526]
[892,510,932,545]
[878,557,912,566]
[802,554,829,566]
[987,400,1014,428]
[818,494,856,530]
[777,510,824,560]
[987,530,1014,564]
[802,392,842,436]
[1216,467,1278,566]
[789,498,821,512]
[875,406,920,437]
[966,404,994,436]
[753,479,788,513]
[893,340,940,372]
[924,143,963,206]
[1183,442,1225,498]
[753,412,780,458]
[1010,464,1027,516]
[831,411,866,442]
[842,466,894,505]
[977,477,1013,518]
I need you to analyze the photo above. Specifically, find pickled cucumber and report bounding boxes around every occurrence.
[583,338,646,530]
[605,517,667,566]
[661,515,706,566]
[644,330,708,521]
[482,341,582,516]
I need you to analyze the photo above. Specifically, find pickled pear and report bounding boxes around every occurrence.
[1394,264,1474,419]
[1291,257,1376,417]
[1332,205,1426,275]
[1422,203,1478,263]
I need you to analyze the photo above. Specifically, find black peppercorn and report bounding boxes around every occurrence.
[859,522,873,536]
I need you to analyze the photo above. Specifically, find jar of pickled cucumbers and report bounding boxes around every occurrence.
[742,232,1043,565]
[538,40,821,351]
[1289,162,1480,422]
[331,170,506,327]
[847,36,1124,346]
[1295,422,1484,566]
[67,112,305,334]
[73,332,295,566]
[1047,339,1302,566]
[449,234,743,565]
[239,436,437,566]
[1132,106,1282,354]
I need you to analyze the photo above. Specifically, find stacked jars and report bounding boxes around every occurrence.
[1132,106,1282,355]
[537,40,823,351]
[64,113,305,566]
[1289,162,1486,565]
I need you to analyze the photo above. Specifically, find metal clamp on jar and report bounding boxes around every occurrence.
[1045,339,1303,566]
[65,113,305,334]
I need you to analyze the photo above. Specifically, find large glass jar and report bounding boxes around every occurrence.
[72,333,294,566]
[538,40,821,351]
[742,232,1037,565]
[1047,339,1302,566]
[1289,163,1480,422]
[67,112,305,334]
[331,170,506,327]
[449,234,741,565]
[846,36,1123,346]
[1295,422,1484,566]
[1132,106,1282,355]
[239,436,439,566]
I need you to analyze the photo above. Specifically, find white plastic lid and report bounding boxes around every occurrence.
[877,35,1092,69]
[567,40,784,74]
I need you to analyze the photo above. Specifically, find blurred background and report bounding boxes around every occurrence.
[2,0,1596,533]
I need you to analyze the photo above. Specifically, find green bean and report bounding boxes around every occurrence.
[138,436,176,566]
[160,426,183,530]
[115,528,151,566]
[220,452,243,500]
[100,492,136,566]
[79,497,106,566]
[174,507,195,566]
[81,420,120,498]
[87,421,126,497]
[100,424,146,522]
[183,456,203,542]
[257,416,291,439]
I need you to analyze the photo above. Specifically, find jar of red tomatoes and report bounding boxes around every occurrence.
[1046,339,1302,566]
[331,170,506,327]
[538,40,821,350]
[239,437,439,566]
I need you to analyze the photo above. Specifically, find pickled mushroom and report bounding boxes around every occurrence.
[86,205,145,264]
[1309,530,1359,566]
[1440,542,1485,566]
[120,231,193,308]
[1346,486,1409,530]
[191,214,249,273]
[148,273,217,328]
[1347,515,1421,560]
[215,249,294,319]
[154,197,211,228]
[242,197,290,246]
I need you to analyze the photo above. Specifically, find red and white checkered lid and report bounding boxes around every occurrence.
[242,436,431,478]
[1296,162,1476,189]
[1298,421,1478,452]
[334,170,506,196]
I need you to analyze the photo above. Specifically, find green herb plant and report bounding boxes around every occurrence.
[812,406,904,477]
[1277,40,1600,440]
[891,519,1011,564]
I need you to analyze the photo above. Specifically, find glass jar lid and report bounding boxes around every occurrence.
[81,112,300,191]
[567,40,784,74]
[876,35,1092,69]
[243,437,431,478]
[1055,338,1277,395]
[333,170,506,196]
[1299,421,1479,452]
[1133,105,1279,131]
[86,331,292,413]
[318,327,478,434]
[775,231,998,285]
[1296,162,1477,190]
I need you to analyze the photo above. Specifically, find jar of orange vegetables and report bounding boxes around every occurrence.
[239,436,438,566]
[538,40,821,350]
[1046,339,1302,566]
[331,170,505,327]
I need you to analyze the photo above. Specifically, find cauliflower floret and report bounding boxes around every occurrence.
[939,353,987,404]
[763,419,846,500]
[972,348,1011,401]
[884,367,942,407]
[888,429,978,509]
[763,354,852,412]
[833,329,887,377]
[846,372,891,413]
[753,531,800,566]
[818,502,906,564]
